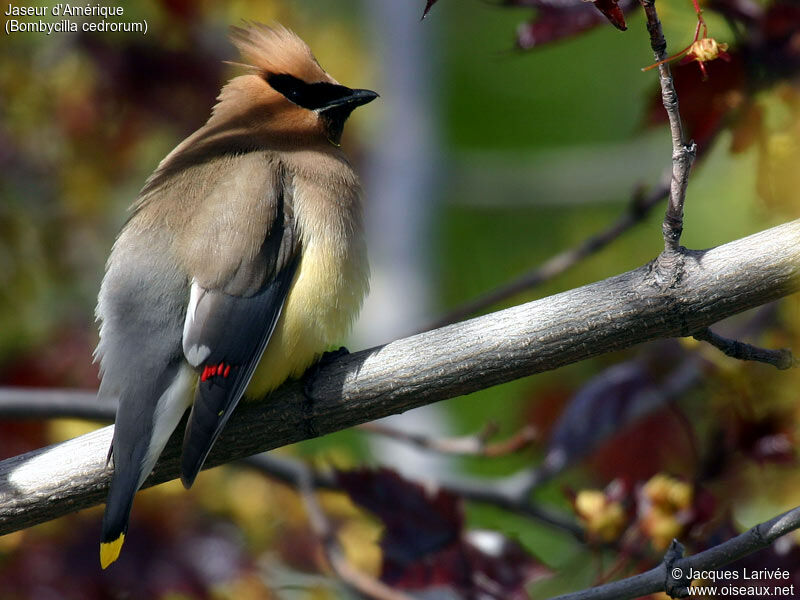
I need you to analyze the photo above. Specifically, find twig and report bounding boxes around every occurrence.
[296,465,416,600]
[692,327,795,370]
[0,220,799,535]
[427,174,671,329]
[640,0,697,253]
[548,505,800,600]
[359,421,538,457]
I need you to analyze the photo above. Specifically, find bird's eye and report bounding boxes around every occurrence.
[267,74,303,102]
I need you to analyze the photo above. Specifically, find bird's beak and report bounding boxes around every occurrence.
[344,88,380,107]
[320,88,379,112]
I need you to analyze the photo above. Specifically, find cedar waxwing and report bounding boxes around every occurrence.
[94,23,375,568]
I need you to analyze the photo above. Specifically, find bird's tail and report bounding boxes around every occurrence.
[100,464,137,568]
[99,363,194,568]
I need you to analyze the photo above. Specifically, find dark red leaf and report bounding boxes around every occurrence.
[645,51,746,153]
[336,468,550,597]
[517,8,599,49]
[515,0,635,48]
[588,408,698,484]
[592,0,628,30]
[336,468,462,576]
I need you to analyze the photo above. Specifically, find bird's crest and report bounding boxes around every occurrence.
[229,23,332,84]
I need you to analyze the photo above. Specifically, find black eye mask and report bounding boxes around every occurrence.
[267,73,354,111]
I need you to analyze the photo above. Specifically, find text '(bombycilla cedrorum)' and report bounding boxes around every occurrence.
[95,23,376,569]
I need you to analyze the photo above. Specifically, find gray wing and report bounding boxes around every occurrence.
[97,226,189,551]
[180,178,299,488]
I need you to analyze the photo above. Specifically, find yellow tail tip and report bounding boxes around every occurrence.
[100,534,125,569]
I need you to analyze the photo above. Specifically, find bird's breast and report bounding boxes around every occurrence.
[246,168,369,397]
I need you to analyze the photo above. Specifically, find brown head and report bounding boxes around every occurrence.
[209,23,378,147]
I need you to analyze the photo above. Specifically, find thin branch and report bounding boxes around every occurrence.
[427,174,671,329]
[693,327,795,369]
[442,469,587,538]
[641,0,696,253]
[359,421,538,457]
[0,388,110,422]
[296,466,416,600]
[0,220,798,535]
[549,505,800,600]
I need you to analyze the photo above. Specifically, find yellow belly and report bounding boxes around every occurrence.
[245,233,368,397]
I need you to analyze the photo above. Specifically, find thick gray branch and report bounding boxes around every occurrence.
[1,220,799,535]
